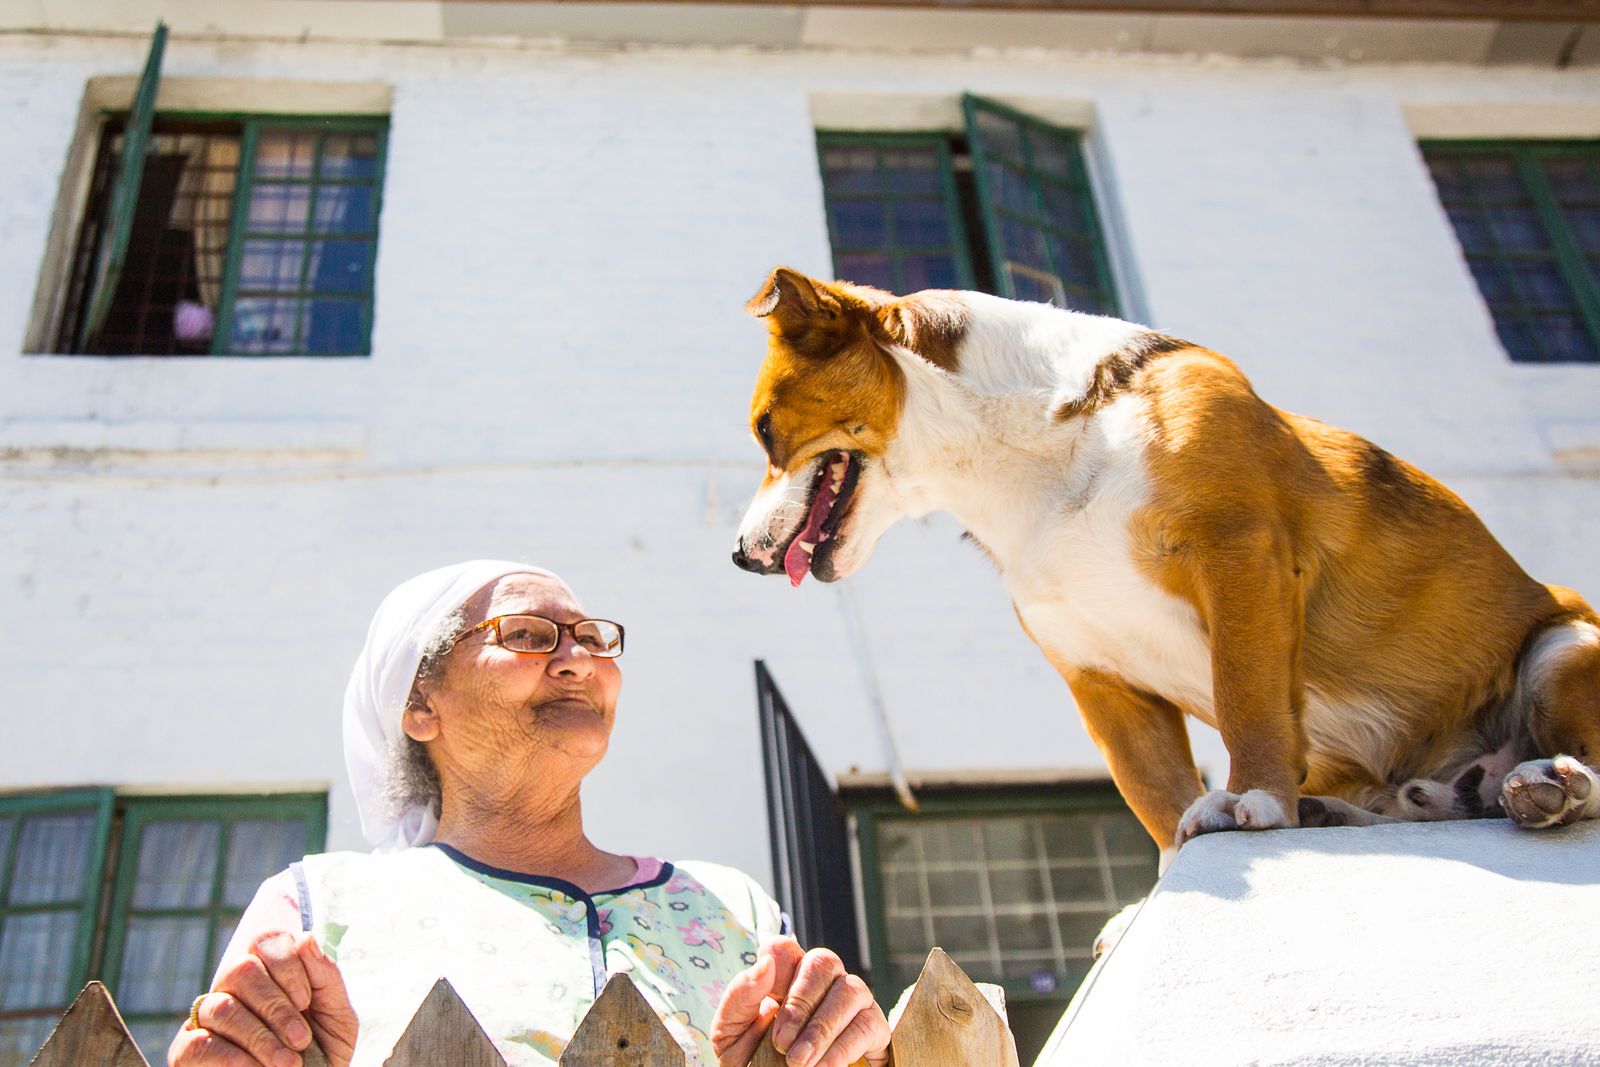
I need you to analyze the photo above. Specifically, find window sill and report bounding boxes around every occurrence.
[0,418,366,462]
[1546,421,1600,473]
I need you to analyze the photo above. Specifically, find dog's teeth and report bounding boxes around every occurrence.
[798,540,816,554]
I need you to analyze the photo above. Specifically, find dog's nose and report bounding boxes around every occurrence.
[731,546,760,573]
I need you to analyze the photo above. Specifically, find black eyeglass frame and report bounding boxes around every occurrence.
[448,614,626,658]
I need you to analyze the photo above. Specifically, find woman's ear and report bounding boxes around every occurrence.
[402,702,440,743]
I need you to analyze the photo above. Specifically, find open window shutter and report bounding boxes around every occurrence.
[755,661,864,976]
[82,21,167,343]
[963,94,1120,316]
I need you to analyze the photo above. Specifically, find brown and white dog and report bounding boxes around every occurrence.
[731,266,1600,859]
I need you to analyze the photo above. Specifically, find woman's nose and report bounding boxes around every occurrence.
[548,636,596,677]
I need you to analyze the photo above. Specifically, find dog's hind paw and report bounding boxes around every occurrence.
[1391,778,1460,821]
[1175,788,1289,847]
[1298,795,1396,828]
[1501,756,1600,829]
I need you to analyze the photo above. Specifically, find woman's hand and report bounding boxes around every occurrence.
[711,937,890,1067]
[168,930,358,1067]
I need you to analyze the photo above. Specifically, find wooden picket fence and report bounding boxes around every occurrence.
[28,948,1019,1066]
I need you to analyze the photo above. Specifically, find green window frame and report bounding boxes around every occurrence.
[965,95,1120,316]
[815,95,1120,316]
[1420,139,1600,363]
[212,116,389,356]
[0,789,115,1065]
[50,24,387,358]
[58,113,388,357]
[848,785,1157,1064]
[0,790,326,1067]
[816,131,978,294]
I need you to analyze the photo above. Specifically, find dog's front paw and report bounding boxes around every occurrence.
[1501,756,1600,829]
[1175,789,1289,847]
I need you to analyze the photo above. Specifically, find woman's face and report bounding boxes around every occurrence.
[406,572,623,795]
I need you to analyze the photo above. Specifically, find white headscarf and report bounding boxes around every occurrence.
[343,560,575,852]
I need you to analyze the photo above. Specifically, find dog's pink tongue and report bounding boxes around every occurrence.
[783,538,812,587]
[783,464,842,587]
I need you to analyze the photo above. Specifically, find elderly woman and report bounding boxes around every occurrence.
[168,561,889,1067]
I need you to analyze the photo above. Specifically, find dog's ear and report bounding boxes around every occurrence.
[746,267,844,331]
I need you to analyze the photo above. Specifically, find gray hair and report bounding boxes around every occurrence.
[379,604,466,822]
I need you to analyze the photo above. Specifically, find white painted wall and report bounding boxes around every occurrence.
[2,25,1598,888]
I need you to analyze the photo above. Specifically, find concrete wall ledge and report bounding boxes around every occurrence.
[0,418,367,459]
[1041,819,1600,1064]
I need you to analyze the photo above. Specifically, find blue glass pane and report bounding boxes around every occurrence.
[1560,205,1600,253]
[1009,268,1062,305]
[1486,206,1548,252]
[1542,315,1597,362]
[1030,129,1080,181]
[834,254,894,290]
[212,915,240,969]
[224,821,307,908]
[0,912,78,1009]
[303,300,364,355]
[9,814,93,905]
[307,240,372,295]
[253,132,316,179]
[0,1018,57,1067]
[892,199,952,247]
[1446,205,1492,254]
[829,199,887,249]
[820,147,879,195]
[984,161,1034,217]
[247,183,311,234]
[1541,157,1599,204]
[1468,261,1514,307]
[1495,317,1544,362]
[900,254,960,292]
[231,297,300,354]
[879,148,942,195]
[132,822,218,910]
[1462,157,1523,200]
[973,107,1025,163]
[117,917,209,1014]
[314,185,376,234]
[239,240,304,291]
[1426,157,1468,201]
[319,133,380,181]
[130,1019,186,1067]
[1508,263,1576,311]
[1048,233,1101,289]
[999,216,1051,274]
[1041,180,1090,235]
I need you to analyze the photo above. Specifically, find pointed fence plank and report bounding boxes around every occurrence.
[29,981,148,1067]
[383,978,508,1067]
[751,1033,869,1067]
[888,949,1019,1067]
[560,974,685,1066]
[302,1036,330,1067]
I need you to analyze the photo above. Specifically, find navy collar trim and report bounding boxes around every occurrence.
[430,843,675,897]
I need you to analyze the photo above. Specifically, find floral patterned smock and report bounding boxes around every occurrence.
[291,845,788,1066]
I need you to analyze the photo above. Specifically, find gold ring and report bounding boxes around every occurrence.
[187,993,207,1031]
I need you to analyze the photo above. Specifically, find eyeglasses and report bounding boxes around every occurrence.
[450,614,625,658]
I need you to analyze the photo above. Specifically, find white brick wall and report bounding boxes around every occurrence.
[2,30,1598,885]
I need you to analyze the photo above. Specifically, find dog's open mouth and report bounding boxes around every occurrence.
[782,450,862,587]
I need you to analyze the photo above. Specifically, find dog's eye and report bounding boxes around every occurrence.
[755,413,775,458]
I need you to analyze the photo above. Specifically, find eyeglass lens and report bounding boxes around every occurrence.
[498,616,622,657]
